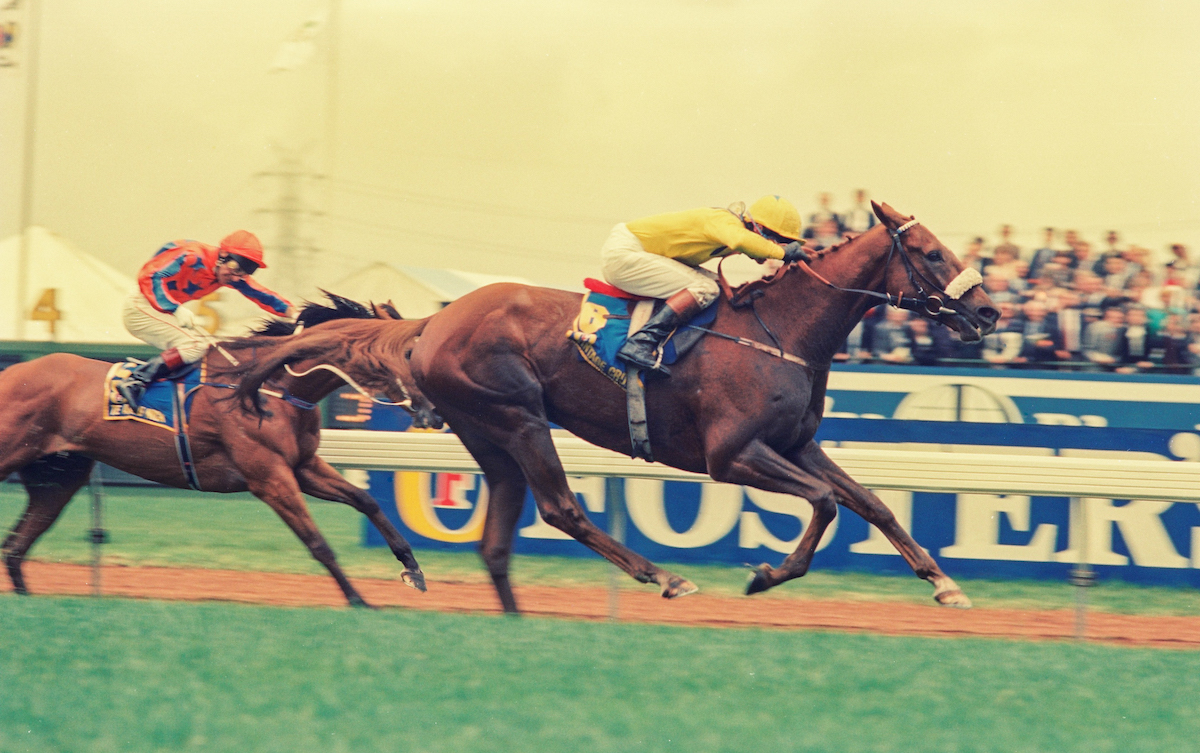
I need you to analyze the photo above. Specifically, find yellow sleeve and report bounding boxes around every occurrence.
[706,211,786,261]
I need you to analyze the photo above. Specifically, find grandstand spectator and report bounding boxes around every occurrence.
[993,225,1021,266]
[1164,244,1197,288]
[982,271,1019,306]
[960,237,987,274]
[1122,269,1155,308]
[1082,306,1126,368]
[871,307,914,363]
[989,243,1027,293]
[1143,284,1187,334]
[907,317,952,366]
[1012,298,1068,365]
[1115,305,1154,373]
[1122,245,1150,281]
[1027,227,1059,282]
[1153,312,1191,374]
[1051,288,1085,361]
[810,217,844,250]
[1040,250,1077,288]
[981,302,1023,365]
[1187,314,1200,375]
[1095,230,1124,274]
[841,189,877,234]
[1100,254,1134,292]
[803,193,841,240]
[1072,240,1098,274]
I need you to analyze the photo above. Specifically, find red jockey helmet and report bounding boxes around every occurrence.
[219,230,267,269]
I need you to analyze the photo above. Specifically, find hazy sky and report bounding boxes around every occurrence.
[4,0,1199,296]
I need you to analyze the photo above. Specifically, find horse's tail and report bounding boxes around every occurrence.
[228,333,348,417]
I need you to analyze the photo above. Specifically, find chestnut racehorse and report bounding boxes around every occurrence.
[0,295,438,606]
[407,202,999,613]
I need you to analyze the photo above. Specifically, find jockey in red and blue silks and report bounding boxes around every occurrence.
[116,230,295,408]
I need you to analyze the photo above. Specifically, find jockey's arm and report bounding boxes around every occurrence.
[230,277,293,317]
[707,212,786,262]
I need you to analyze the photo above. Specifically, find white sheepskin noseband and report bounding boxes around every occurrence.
[944,267,984,300]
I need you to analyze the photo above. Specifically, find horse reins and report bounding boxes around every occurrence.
[283,362,413,409]
[795,219,983,318]
[702,219,983,368]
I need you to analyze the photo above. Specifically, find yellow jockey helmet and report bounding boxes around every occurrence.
[748,195,802,241]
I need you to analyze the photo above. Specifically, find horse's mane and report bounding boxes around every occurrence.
[228,315,430,416]
[722,232,863,305]
[246,290,398,338]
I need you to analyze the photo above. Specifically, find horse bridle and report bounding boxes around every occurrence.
[797,219,984,319]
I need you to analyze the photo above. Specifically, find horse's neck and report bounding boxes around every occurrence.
[758,227,893,363]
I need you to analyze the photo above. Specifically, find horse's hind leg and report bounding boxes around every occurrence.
[247,468,370,607]
[455,426,530,614]
[295,456,426,592]
[455,409,696,600]
[2,453,94,595]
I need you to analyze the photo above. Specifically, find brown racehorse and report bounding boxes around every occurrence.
[0,295,438,607]
[406,202,999,614]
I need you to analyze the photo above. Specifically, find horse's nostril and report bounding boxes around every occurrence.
[979,306,1000,324]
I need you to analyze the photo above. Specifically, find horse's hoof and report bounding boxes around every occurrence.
[745,564,773,596]
[401,569,427,593]
[662,576,698,599]
[934,589,973,609]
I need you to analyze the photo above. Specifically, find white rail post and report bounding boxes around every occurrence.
[605,476,627,622]
[88,465,108,597]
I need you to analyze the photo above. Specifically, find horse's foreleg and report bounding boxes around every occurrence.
[295,456,426,593]
[795,443,971,608]
[706,439,840,595]
[247,469,370,608]
[2,455,93,595]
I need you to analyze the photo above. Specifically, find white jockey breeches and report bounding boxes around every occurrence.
[599,223,720,307]
[122,293,210,364]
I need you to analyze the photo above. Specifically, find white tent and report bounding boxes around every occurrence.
[0,226,139,343]
[328,263,538,318]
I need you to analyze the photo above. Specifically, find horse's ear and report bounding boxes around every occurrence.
[871,201,912,231]
[372,301,403,320]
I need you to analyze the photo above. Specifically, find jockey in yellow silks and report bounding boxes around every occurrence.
[600,195,811,374]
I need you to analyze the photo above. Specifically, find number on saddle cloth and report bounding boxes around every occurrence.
[567,278,717,388]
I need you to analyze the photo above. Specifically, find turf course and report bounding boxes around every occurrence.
[3,482,1200,615]
[1,595,1198,753]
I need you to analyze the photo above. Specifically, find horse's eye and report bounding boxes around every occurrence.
[927,250,943,262]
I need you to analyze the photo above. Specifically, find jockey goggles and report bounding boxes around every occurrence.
[219,253,259,276]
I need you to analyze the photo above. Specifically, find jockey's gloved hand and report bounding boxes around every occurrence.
[781,242,811,264]
[173,305,197,330]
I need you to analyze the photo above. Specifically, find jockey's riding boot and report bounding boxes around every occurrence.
[115,348,183,409]
[617,290,703,376]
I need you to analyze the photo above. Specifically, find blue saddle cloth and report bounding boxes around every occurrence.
[566,291,717,388]
[104,360,204,432]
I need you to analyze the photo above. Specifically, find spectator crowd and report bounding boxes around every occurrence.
[797,191,1199,374]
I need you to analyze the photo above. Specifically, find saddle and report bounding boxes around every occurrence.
[567,279,718,462]
[566,278,716,390]
[104,359,207,490]
[103,359,203,430]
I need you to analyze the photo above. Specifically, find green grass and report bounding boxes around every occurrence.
[4,483,1200,616]
[0,596,1196,753]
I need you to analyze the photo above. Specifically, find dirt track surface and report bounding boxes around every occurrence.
[7,561,1200,649]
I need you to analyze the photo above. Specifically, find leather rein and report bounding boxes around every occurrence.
[710,219,983,368]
